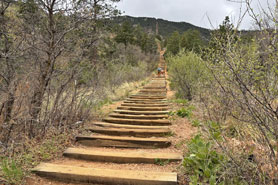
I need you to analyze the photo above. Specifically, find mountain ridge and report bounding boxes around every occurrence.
[111,15,211,38]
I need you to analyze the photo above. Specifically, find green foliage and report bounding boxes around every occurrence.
[175,139,187,149]
[198,15,278,184]
[168,51,210,100]
[192,119,201,127]
[166,31,180,55]
[114,21,135,46]
[111,16,211,39]
[207,16,238,58]
[183,134,225,185]
[114,23,157,53]
[180,29,204,53]
[163,131,175,137]
[176,106,194,118]
[168,110,176,116]
[154,158,170,166]
[1,158,24,184]
[205,121,223,141]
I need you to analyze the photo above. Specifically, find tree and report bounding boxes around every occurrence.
[166,31,180,55]
[0,0,22,124]
[202,12,278,183]
[180,29,204,53]
[114,21,135,47]
[18,0,120,137]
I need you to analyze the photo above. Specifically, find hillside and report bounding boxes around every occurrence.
[111,15,211,39]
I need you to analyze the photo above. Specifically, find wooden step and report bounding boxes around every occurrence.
[109,113,168,119]
[152,78,165,80]
[76,135,171,148]
[129,95,166,98]
[87,127,170,137]
[117,106,168,111]
[63,148,182,163]
[103,117,171,126]
[114,109,169,115]
[140,89,166,92]
[129,96,166,100]
[143,86,166,89]
[135,94,167,97]
[124,100,168,104]
[32,163,177,185]
[146,84,165,86]
[136,94,167,97]
[121,103,168,107]
[90,122,169,130]
[128,95,166,99]
[126,98,167,102]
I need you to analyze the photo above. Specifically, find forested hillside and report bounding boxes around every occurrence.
[111,15,210,39]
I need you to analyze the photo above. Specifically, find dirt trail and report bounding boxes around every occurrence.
[28,51,196,185]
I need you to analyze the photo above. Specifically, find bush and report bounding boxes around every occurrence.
[176,106,194,118]
[183,134,225,185]
[192,119,201,127]
[168,51,210,100]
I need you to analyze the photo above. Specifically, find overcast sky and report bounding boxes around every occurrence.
[116,0,275,30]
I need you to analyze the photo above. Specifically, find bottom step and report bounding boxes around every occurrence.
[33,163,177,185]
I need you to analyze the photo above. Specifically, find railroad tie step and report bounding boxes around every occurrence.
[143,86,166,89]
[109,113,168,119]
[114,109,169,115]
[90,122,170,129]
[121,103,168,107]
[131,95,167,99]
[63,147,182,163]
[117,106,169,111]
[125,98,167,102]
[76,135,171,148]
[124,100,168,104]
[129,96,166,100]
[87,127,171,137]
[103,117,171,126]
[32,163,177,185]
[139,89,166,93]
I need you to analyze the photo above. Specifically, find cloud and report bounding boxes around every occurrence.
[116,0,275,30]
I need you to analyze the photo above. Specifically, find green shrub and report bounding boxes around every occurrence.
[183,134,225,184]
[176,106,194,118]
[154,158,170,166]
[192,119,201,127]
[205,121,222,141]
[1,158,24,184]
[168,51,210,100]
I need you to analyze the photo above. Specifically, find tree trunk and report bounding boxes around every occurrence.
[3,90,16,123]
[29,65,50,137]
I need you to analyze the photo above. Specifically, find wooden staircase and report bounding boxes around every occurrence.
[32,60,182,185]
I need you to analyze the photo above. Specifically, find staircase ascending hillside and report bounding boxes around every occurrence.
[32,55,182,185]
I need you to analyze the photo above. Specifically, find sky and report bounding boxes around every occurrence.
[116,0,275,30]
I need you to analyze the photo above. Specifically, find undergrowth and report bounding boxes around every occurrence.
[0,131,73,184]
[183,134,225,185]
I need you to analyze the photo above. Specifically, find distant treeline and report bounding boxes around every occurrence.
[110,15,211,39]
